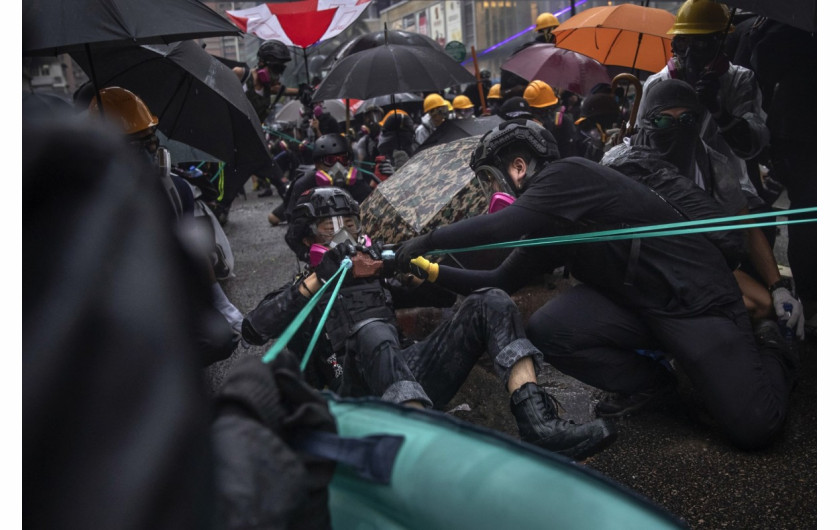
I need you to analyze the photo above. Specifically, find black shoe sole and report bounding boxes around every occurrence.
[533,421,618,460]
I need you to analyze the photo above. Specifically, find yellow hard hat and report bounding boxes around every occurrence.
[423,93,447,113]
[535,12,560,32]
[523,80,558,109]
[89,86,158,135]
[453,95,474,110]
[445,100,453,112]
[668,0,734,35]
[487,84,502,100]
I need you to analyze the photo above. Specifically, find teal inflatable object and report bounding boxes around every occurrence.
[326,396,686,529]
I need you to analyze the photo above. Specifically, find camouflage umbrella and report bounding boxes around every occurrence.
[361,136,487,244]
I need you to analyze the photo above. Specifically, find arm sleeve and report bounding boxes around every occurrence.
[428,203,553,250]
[719,67,770,160]
[241,281,309,346]
[435,247,556,295]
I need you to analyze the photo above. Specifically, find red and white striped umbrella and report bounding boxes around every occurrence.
[226,0,371,49]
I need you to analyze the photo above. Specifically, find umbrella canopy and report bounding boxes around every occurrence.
[23,0,241,56]
[552,4,676,73]
[352,93,423,116]
[71,40,277,199]
[226,1,371,49]
[271,99,348,124]
[312,44,475,101]
[361,136,487,244]
[723,0,815,33]
[324,29,443,69]
[417,115,504,153]
[501,43,612,96]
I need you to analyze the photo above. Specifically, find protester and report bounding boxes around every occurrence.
[486,83,503,116]
[633,0,804,337]
[88,86,242,365]
[452,95,476,120]
[574,93,622,162]
[501,12,560,99]
[284,133,372,223]
[415,93,449,146]
[233,40,307,123]
[395,119,798,450]
[24,114,336,529]
[241,186,616,460]
[462,69,493,116]
[523,80,576,158]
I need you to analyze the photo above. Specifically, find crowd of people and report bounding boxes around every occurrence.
[24,0,816,527]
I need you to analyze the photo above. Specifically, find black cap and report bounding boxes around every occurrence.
[498,97,534,121]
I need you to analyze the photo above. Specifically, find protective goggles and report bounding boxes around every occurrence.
[648,112,699,129]
[321,154,350,167]
[310,215,363,244]
[430,107,448,118]
[455,108,474,119]
[670,34,720,56]
[475,165,516,198]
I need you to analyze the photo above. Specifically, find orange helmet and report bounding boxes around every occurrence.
[523,80,558,109]
[89,86,158,135]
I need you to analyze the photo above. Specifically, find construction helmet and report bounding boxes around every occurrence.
[469,119,559,197]
[487,84,502,100]
[423,93,447,114]
[667,0,733,35]
[453,95,475,110]
[535,12,560,32]
[523,80,559,109]
[89,86,158,135]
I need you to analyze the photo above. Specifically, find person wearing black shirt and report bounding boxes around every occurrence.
[396,119,798,450]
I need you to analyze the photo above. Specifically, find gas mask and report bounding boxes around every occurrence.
[315,163,358,188]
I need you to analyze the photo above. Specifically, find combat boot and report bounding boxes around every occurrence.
[510,382,617,460]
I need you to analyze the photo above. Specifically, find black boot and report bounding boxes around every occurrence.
[510,383,617,460]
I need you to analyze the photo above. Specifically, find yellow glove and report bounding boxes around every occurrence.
[409,256,439,282]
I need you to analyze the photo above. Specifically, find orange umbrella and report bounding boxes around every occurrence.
[552,4,675,73]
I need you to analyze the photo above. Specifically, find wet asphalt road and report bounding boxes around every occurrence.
[207,190,817,530]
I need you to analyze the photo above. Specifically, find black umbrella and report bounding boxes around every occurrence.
[417,115,504,152]
[71,40,277,201]
[312,44,475,101]
[324,30,443,69]
[354,93,423,116]
[723,0,815,33]
[23,0,241,56]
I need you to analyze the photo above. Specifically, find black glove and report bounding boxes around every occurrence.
[359,240,399,278]
[694,71,720,114]
[395,231,435,272]
[315,241,356,283]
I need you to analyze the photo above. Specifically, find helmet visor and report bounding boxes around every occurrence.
[310,215,363,246]
[475,165,515,199]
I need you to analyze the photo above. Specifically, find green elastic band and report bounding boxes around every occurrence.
[427,207,816,255]
[299,262,351,372]
[261,258,353,370]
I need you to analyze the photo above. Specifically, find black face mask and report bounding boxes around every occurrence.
[632,79,704,177]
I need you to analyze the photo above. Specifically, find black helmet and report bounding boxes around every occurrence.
[312,133,350,159]
[285,187,361,260]
[258,40,291,69]
[469,119,559,196]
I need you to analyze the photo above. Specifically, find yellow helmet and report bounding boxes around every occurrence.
[668,0,734,35]
[423,93,447,113]
[535,12,560,32]
[487,84,502,100]
[453,95,474,110]
[89,86,158,135]
[523,80,558,109]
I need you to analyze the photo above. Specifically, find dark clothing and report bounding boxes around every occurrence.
[534,108,577,159]
[463,80,492,115]
[245,72,273,123]
[285,168,373,222]
[243,268,541,408]
[425,157,793,448]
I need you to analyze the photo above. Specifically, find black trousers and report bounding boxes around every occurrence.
[526,284,793,449]
[340,288,542,409]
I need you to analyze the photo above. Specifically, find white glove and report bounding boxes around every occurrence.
[771,286,804,340]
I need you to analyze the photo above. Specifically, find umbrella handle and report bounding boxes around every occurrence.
[611,73,642,139]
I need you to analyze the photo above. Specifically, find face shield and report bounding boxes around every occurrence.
[475,165,517,212]
[454,107,474,120]
[308,214,365,266]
